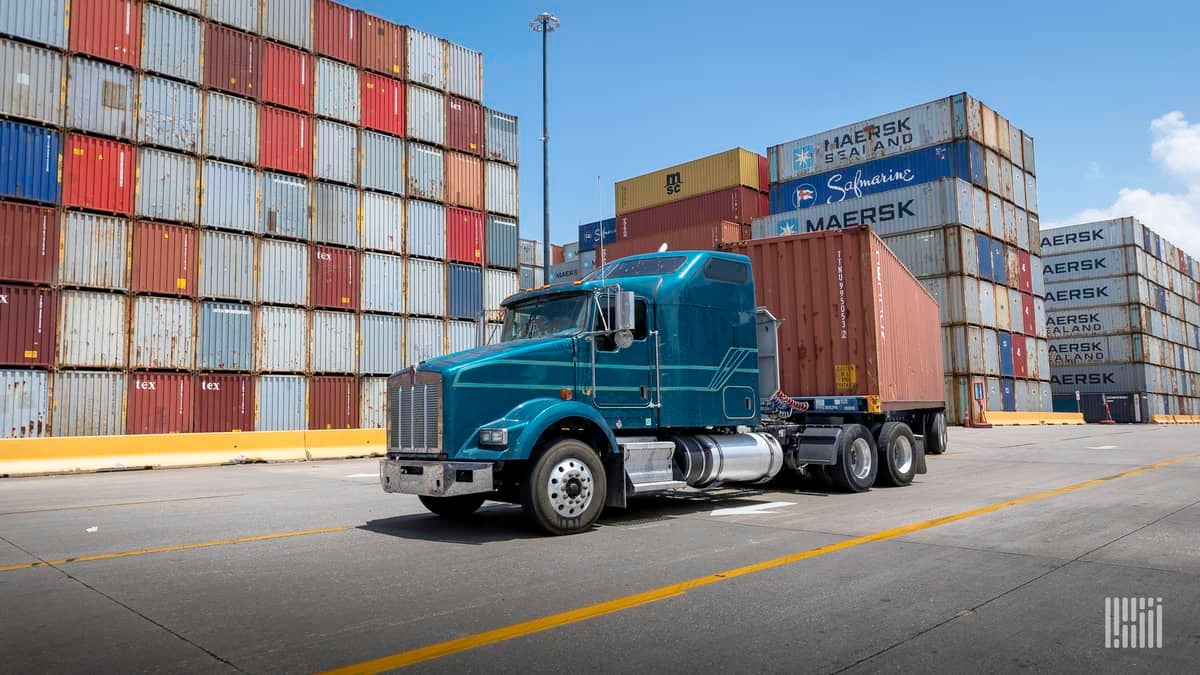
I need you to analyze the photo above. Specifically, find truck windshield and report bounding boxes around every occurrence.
[502,293,591,341]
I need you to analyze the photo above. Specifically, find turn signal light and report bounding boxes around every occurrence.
[560,388,573,400]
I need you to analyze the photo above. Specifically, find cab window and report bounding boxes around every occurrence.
[594,298,648,351]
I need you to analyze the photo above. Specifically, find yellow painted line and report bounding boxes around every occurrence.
[323,452,1200,674]
[0,526,352,573]
[0,493,245,517]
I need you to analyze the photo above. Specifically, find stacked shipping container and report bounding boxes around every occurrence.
[1041,218,1200,421]
[755,93,1048,423]
[0,0,520,438]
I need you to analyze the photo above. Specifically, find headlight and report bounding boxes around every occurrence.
[479,428,508,447]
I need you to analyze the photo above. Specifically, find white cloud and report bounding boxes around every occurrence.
[1052,111,1200,258]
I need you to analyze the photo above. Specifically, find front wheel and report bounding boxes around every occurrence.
[829,424,877,493]
[522,439,607,535]
[419,494,486,517]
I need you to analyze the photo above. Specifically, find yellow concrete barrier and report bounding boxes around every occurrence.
[0,429,386,477]
[1151,414,1200,424]
[984,411,1085,426]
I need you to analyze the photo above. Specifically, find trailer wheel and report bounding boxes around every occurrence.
[875,422,917,487]
[521,439,607,535]
[829,424,877,493]
[923,412,948,455]
[418,494,486,517]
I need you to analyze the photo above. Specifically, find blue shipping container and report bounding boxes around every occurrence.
[448,263,482,319]
[0,120,61,204]
[769,140,985,214]
[975,233,993,280]
[197,302,253,371]
[998,332,1014,377]
[1001,378,1016,412]
[578,218,616,252]
[1157,287,1167,313]
[991,239,1007,284]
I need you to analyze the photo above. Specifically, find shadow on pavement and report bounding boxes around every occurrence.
[360,504,540,544]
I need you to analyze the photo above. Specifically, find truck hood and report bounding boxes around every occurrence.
[417,337,573,379]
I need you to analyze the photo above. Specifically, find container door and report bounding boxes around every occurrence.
[976,233,992,279]
[1001,378,1016,411]
[991,239,1007,284]
[1012,336,1027,378]
[998,331,1014,376]
[1018,250,1033,293]
[589,294,658,425]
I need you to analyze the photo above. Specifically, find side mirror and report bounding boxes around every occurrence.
[613,291,636,332]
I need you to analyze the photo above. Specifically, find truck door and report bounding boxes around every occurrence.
[588,296,658,427]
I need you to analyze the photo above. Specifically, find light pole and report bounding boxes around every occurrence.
[530,12,559,277]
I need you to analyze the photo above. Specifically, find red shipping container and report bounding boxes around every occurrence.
[446,208,484,264]
[0,285,56,366]
[605,220,743,261]
[310,375,359,429]
[1012,338,1028,378]
[63,134,134,215]
[205,24,261,99]
[261,41,313,112]
[359,14,404,77]
[131,221,197,297]
[446,152,483,211]
[0,202,57,285]
[1021,293,1036,336]
[127,372,195,435]
[1017,250,1033,293]
[446,96,483,155]
[194,374,255,433]
[551,244,564,266]
[360,72,404,136]
[615,186,765,239]
[314,0,360,66]
[311,245,360,310]
[259,106,312,176]
[757,155,769,193]
[70,0,140,67]
[733,229,944,410]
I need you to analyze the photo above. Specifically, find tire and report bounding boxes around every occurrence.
[828,424,877,493]
[419,494,486,517]
[875,422,917,487]
[521,438,607,535]
[923,411,948,455]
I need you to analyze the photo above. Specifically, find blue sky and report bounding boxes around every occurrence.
[351,0,1200,252]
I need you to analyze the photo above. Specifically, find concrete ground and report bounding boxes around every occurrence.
[1,425,1198,673]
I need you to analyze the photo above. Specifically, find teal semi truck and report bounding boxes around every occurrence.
[381,242,947,535]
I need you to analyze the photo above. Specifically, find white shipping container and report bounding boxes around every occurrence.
[485,268,518,311]
[139,75,200,151]
[131,296,195,369]
[58,212,128,290]
[978,281,997,329]
[312,181,358,247]
[406,28,444,90]
[753,179,970,239]
[1015,210,1029,251]
[361,192,404,253]
[258,238,308,306]
[996,286,1011,331]
[52,371,126,436]
[199,230,255,301]
[361,131,404,195]
[311,310,356,373]
[204,92,258,164]
[315,58,360,124]
[882,226,974,279]
[255,306,306,372]
[987,194,1003,240]
[486,162,518,217]
[142,4,201,83]
[1039,217,1143,256]
[1009,288,1023,333]
[406,317,444,365]
[201,160,258,233]
[0,0,67,49]
[485,108,518,165]
[448,320,477,353]
[262,0,312,50]
[1042,247,1146,284]
[361,377,387,428]
[406,84,445,146]
[66,57,135,139]
[58,291,127,368]
[407,143,444,201]
[407,258,445,316]
[446,42,482,102]
[1048,335,1140,367]
[137,148,197,223]
[1026,336,1039,378]
[406,198,446,259]
[359,313,405,375]
[261,172,310,240]
[256,374,306,430]
[0,369,49,439]
[1026,174,1038,214]
[206,0,259,32]
[362,252,404,313]
[315,119,358,185]
[0,39,62,126]
[982,329,999,375]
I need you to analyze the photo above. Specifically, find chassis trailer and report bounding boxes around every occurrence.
[381,229,947,534]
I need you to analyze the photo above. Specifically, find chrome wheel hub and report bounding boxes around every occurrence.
[850,438,873,481]
[894,436,913,474]
[547,458,594,517]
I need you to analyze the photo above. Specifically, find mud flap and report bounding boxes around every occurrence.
[604,450,627,508]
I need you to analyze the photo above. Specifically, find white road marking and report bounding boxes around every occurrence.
[710,501,794,517]
[345,473,377,478]
[1088,445,1118,450]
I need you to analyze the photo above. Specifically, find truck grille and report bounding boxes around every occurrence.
[387,371,442,454]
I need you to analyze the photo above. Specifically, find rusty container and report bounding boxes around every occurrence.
[194,373,255,432]
[309,375,359,429]
[0,284,56,366]
[131,221,197,297]
[0,202,57,285]
[126,372,194,434]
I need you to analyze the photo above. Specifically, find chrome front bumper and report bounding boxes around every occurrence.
[379,459,495,497]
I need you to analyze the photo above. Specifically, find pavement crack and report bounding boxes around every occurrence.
[0,533,248,674]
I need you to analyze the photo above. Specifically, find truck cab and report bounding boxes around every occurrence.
[381,250,932,535]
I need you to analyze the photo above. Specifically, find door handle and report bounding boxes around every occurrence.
[639,385,647,400]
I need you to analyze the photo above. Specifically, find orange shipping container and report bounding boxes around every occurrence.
[604,220,744,262]
[732,228,943,411]
[445,151,483,210]
[131,221,197,297]
[615,148,765,215]
[359,14,404,77]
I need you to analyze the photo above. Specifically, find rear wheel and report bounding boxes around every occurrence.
[923,411,948,455]
[829,424,877,493]
[875,422,917,487]
[522,439,607,535]
[418,494,486,517]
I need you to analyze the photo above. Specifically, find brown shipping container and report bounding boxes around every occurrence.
[127,372,194,434]
[311,244,360,310]
[446,96,482,155]
[131,221,198,297]
[194,373,255,432]
[732,229,943,411]
[314,0,360,66]
[614,186,766,240]
[359,14,404,77]
[445,151,483,210]
[0,202,58,285]
[310,375,359,429]
[604,220,744,262]
[0,285,57,366]
[204,23,261,99]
